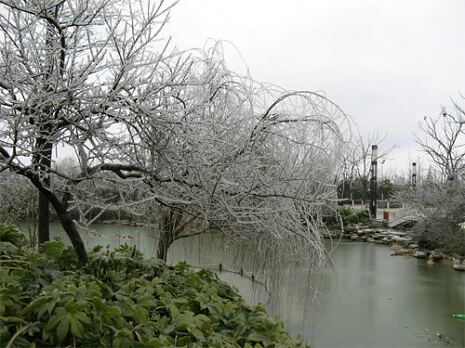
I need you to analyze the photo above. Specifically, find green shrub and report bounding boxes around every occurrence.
[0,226,307,347]
[0,224,25,247]
[322,207,370,228]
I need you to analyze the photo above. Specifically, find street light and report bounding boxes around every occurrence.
[411,162,417,188]
[370,145,378,219]
[380,159,386,200]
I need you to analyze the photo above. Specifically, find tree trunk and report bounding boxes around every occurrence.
[57,212,88,266]
[37,14,57,245]
[38,192,50,245]
[36,139,52,245]
[157,209,176,261]
[24,171,88,267]
[48,196,88,267]
[54,191,88,267]
[362,179,368,206]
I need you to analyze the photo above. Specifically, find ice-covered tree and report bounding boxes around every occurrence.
[0,0,349,267]
[0,0,180,265]
[410,102,465,254]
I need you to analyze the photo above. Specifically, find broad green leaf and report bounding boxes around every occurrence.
[113,329,134,348]
[137,295,157,309]
[247,332,266,342]
[188,327,205,341]
[129,306,148,322]
[0,316,28,324]
[175,334,192,346]
[106,306,122,318]
[70,316,84,338]
[73,312,92,326]
[56,316,70,343]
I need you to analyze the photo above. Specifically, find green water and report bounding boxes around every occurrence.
[44,223,464,347]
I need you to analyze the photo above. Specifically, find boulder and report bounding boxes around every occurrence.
[377,229,391,236]
[358,228,373,236]
[430,250,444,262]
[342,230,352,238]
[390,231,407,237]
[391,244,411,256]
[373,233,383,241]
[392,236,410,243]
[413,250,428,258]
[344,226,358,234]
[426,259,435,266]
[452,257,465,271]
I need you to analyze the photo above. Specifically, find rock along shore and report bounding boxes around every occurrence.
[324,225,465,272]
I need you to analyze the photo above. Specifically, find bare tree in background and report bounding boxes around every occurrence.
[410,102,465,255]
[341,131,392,203]
[416,106,465,181]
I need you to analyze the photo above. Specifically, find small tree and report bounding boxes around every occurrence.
[378,178,394,200]
[411,103,465,255]
[113,46,351,262]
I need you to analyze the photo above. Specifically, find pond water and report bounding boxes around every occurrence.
[44,223,464,347]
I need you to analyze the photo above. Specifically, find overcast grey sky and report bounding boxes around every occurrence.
[165,0,465,175]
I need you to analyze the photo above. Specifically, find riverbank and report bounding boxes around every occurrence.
[77,218,465,272]
[324,224,465,272]
[18,221,464,347]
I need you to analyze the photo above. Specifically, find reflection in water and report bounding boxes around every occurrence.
[167,232,323,325]
[46,223,464,348]
[169,235,465,348]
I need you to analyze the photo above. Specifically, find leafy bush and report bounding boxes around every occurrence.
[407,180,465,256]
[0,224,25,247]
[0,225,307,347]
[323,207,370,228]
[413,216,465,256]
